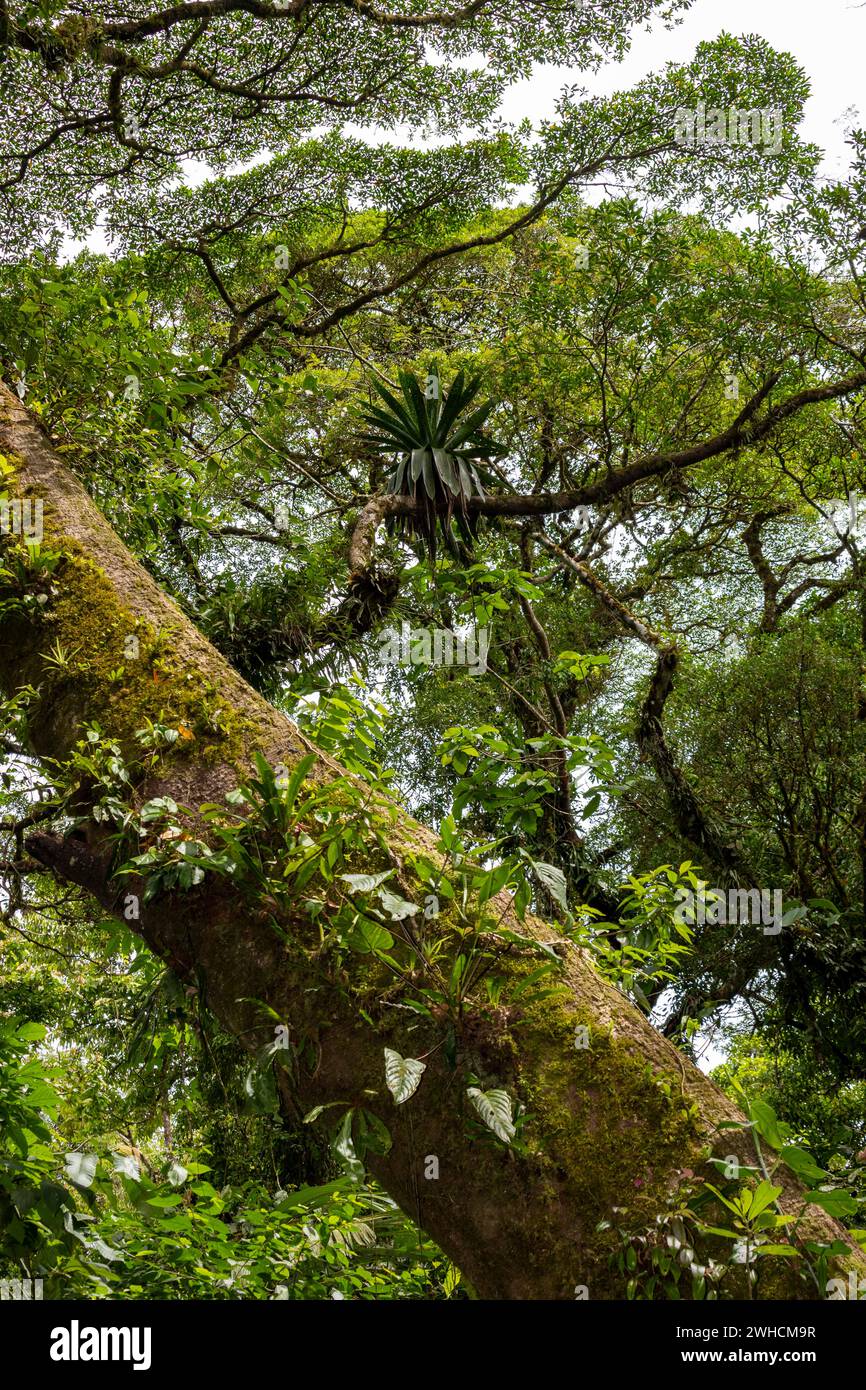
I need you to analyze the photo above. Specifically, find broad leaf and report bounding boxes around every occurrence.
[339,870,393,894]
[64,1151,98,1188]
[377,887,419,920]
[384,1048,426,1104]
[467,1086,515,1144]
[530,859,569,912]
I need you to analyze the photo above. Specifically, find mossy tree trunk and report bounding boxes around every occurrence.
[1,381,863,1299]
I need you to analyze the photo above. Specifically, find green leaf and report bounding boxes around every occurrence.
[353,918,394,952]
[302,1102,346,1125]
[401,372,433,444]
[749,1099,786,1149]
[456,457,474,498]
[339,870,393,894]
[354,1107,392,1156]
[370,377,419,435]
[433,448,460,494]
[243,1061,278,1114]
[779,1145,827,1182]
[377,886,419,920]
[277,753,317,810]
[64,1151,98,1188]
[422,450,437,500]
[384,1048,426,1105]
[467,1086,515,1144]
[333,1108,363,1177]
[389,457,408,493]
[530,859,569,912]
[805,1189,858,1218]
[704,1182,746,1217]
[273,1177,350,1208]
[445,399,493,450]
[438,371,481,438]
[361,408,419,450]
[749,1180,782,1217]
[15,1022,47,1043]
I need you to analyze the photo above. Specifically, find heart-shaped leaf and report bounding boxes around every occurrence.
[64,1151,98,1188]
[340,870,393,894]
[530,859,569,912]
[467,1086,515,1144]
[112,1153,141,1181]
[384,1048,426,1105]
[377,887,419,920]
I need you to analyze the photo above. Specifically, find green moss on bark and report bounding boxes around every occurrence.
[3,542,261,777]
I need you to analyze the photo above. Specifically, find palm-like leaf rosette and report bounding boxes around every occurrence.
[359,365,505,560]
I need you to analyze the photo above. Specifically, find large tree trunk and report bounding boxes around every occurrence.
[1,380,863,1299]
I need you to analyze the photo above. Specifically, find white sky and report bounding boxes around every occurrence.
[501,0,863,180]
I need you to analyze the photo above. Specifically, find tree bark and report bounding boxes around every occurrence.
[1,380,863,1300]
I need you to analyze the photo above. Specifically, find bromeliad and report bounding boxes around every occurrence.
[358,365,505,560]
